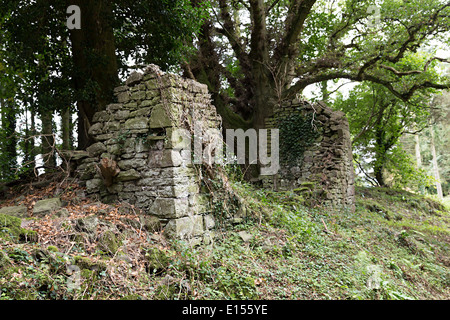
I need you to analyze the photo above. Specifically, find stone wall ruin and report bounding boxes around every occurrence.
[76,65,356,244]
[77,65,220,245]
[262,100,356,209]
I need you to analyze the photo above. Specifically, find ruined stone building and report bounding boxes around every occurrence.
[76,65,355,244]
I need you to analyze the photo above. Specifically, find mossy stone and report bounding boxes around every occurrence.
[98,230,120,255]
[0,213,37,242]
[74,256,107,272]
[47,246,59,252]
[144,247,172,274]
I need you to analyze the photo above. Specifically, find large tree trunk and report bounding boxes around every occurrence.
[68,0,118,150]
[430,127,443,199]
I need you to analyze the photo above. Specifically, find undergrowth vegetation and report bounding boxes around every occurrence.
[0,180,449,300]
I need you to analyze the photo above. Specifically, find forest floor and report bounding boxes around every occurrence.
[0,177,449,300]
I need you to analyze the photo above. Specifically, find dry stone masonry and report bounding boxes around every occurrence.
[77,65,221,245]
[262,100,356,209]
[76,64,356,244]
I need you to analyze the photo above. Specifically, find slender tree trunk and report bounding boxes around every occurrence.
[430,127,443,199]
[373,126,386,187]
[320,80,329,103]
[0,99,17,180]
[61,105,72,150]
[414,134,422,167]
[40,110,56,172]
[68,0,119,150]
[22,104,35,177]
[23,103,37,177]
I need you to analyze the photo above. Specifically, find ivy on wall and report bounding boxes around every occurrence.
[277,112,320,165]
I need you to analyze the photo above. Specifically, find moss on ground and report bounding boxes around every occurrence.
[0,214,37,243]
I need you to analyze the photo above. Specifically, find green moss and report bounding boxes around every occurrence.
[144,247,172,274]
[74,256,107,272]
[0,249,12,270]
[154,284,177,300]
[0,214,22,238]
[81,268,94,279]
[47,246,59,252]
[98,230,120,255]
[0,214,37,242]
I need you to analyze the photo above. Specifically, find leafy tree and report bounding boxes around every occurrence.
[184,0,450,132]
[333,80,435,187]
[0,0,206,151]
[401,90,450,196]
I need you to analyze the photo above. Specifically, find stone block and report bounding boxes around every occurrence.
[104,121,121,132]
[86,179,103,193]
[130,107,151,118]
[88,123,103,135]
[149,198,189,219]
[117,158,146,170]
[148,149,183,168]
[149,104,172,128]
[115,110,130,120]
[107,144,122,155]
[126,71,144,86]
[166,127,191,150]
[124,117,149,130]
[164,215,204,239]
[107,103,123,111]
[96,133,114,141]
[86,142,107,157]
[116,169,141,182]
[92,111,110,123]
[131,91,146,101]
[145,79,159,90]
[117,92,130,103]
[114,85,128,93]
[0,205,28,218]
[33,198,62,217]
[124,102,138,110]
[204,214,215,230]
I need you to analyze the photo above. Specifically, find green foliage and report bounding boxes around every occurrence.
[113,0,209,73]
[384,145,434,190]
[278,113,320,165]
[333,80,437,187]
[0,214,37,243]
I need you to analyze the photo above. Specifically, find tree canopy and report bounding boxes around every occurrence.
[184,0,450,129]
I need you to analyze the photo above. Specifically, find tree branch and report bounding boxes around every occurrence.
[380,57,450,76]
[266,0,281,13]
[273,0,317,62]
[249,0,269,64]
[214,1,250,71]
